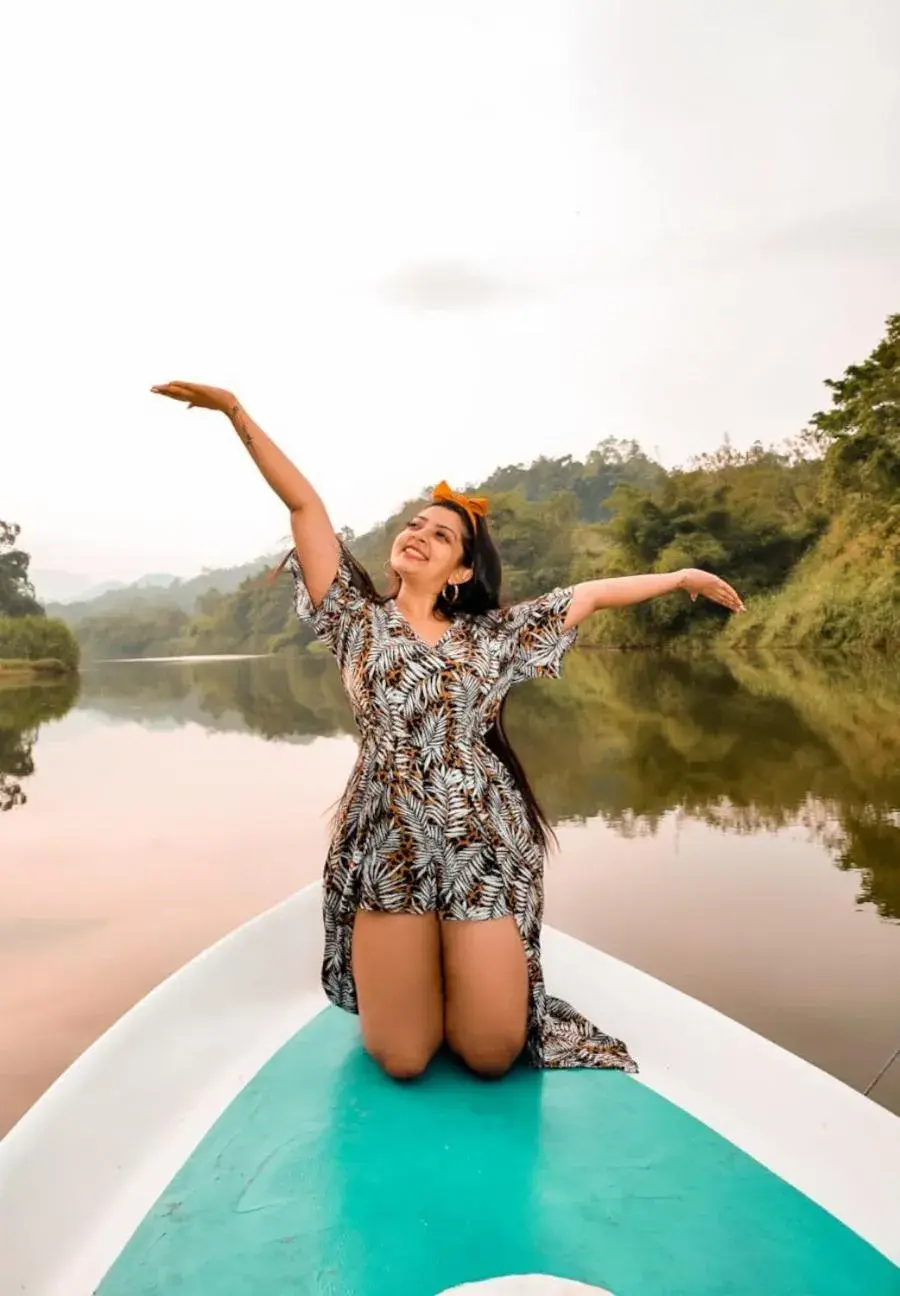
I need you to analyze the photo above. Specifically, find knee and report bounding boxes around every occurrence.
[367,1041,437,1081]
[448,1028,525,1079]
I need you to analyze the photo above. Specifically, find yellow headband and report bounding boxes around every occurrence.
[431,480,489,532]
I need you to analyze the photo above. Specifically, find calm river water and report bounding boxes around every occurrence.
[2,649,899,1135]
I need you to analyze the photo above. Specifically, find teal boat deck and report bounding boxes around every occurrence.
[98,1007,899,1296]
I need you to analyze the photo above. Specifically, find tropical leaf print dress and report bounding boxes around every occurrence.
[290,545,637,1072]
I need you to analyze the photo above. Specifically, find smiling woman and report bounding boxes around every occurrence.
[150,380,744,1083]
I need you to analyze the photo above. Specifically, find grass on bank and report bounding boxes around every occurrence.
[721,512,899,653]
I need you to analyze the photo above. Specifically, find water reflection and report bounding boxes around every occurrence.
[76,650,900,923]
[80,653,351,742]
[3,648,900,1132]
[0,677,79,812]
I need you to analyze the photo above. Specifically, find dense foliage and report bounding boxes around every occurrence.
[0,522,43,618]
[0,523,80,671]
[63,314,898,659]
[723,313,900,651]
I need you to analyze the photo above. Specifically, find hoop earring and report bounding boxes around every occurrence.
[444,581,459,605]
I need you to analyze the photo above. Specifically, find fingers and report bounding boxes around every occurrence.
[712,580,745,613]
[151,382,200,406]
[728,584,746,613]
[693,573,745,613]
[151,383,190,401]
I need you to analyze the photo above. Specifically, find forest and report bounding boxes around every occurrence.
[36,313,900,660]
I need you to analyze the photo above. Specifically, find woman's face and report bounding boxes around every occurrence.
[389,505,472,591]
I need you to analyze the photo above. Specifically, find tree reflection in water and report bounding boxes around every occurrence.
[73,650,900,922]
[0,677,80,812]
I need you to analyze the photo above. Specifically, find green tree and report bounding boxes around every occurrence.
[810,312,900,500]
[489,489,580,600]
[75,605,190,660]
[479,437,665,522]
[726,314,900,651]
[0,616,80,670]
[0,521,43,617]
[0,521,80,669]
[585,444,825,646]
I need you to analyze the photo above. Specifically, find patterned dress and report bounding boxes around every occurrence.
[290,545,637,1072]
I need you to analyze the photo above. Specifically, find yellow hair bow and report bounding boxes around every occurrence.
[431,480,489,531]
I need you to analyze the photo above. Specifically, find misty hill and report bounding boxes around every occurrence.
[49,554,279,627]
[30,571,126,605]
[33,569,203,606]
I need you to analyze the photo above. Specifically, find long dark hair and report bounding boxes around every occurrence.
[340,500,557,853]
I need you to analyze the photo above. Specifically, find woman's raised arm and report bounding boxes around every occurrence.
[564,568,746,629]
[151,381,339,606]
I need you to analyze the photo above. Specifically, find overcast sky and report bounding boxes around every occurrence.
[4,0,898,583]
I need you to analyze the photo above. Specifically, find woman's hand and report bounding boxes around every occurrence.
[150,381,238,414]
[678,568,746,613]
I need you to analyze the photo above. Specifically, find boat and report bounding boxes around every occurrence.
[0,880,898,1295]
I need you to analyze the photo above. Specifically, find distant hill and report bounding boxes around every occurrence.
[30,570,124,604]
[75,578,129,602]
[32,570,191,605]
[130,573,182,591]
[49,554,279,626]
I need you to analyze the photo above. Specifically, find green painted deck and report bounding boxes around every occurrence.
[99,1008,899,1295]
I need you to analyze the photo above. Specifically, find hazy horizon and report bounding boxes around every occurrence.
[6,1,899,585]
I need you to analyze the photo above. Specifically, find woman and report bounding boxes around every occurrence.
[152,380,746,1081]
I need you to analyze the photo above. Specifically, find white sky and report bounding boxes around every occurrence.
[4,0,899,582]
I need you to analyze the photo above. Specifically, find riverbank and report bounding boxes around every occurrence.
[0,614,81,679]
[0,659,73,685]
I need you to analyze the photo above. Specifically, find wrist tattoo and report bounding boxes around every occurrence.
[231,402,254,450]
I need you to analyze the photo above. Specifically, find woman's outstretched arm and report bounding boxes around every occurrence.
[151,381,339,605]
[563,568,745,630]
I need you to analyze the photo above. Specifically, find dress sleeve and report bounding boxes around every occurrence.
[494,586,579,684]
[288,542,369,660]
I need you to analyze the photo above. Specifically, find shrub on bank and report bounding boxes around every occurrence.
[0,616,80,671]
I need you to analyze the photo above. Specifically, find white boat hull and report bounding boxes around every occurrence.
[0,881,897,1293]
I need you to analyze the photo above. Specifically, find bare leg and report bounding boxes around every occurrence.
[351,911,444,1079]
[441,916,529,1078]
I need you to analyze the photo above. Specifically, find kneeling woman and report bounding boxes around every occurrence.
[152,381,746,1080]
